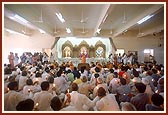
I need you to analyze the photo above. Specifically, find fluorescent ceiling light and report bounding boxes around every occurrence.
[103,14,108,23]
[5,28,29,37]
[38,29,46,34]
[5,28,16,34]
[66,28,71,33]
[14,14,29,23]
[56,13,65,23]
[137,15,154,24]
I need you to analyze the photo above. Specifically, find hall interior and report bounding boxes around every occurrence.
[3,2,165,65]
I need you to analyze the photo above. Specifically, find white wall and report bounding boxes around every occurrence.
[113,31,164,65]
[56,37,112,58]
[3,31,55,64]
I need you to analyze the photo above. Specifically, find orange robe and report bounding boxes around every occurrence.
[81,55,86,63]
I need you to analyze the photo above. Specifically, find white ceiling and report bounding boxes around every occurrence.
[3,3,164,38]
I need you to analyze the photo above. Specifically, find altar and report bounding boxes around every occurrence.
[55,38,114,66]
[57,57,109,67]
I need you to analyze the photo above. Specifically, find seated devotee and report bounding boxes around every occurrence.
[121,66,131,84]
[145,93,164,111]
[151,68,160,87]
[66,69,75,84]
[95,87,120,111]
[145,70,156,92]
[80,66,88,79]
[32,72,43,86]
[69,61,74,71]
[16,99,34,111]
[54,69,69,94]
[50,95,77,111]
[18,70,28,91]
[157,77,164,98]
[41,67,51,82]
[73,71,82,85]
[72,67,79,80]
[106,68,114,86]
[4,81,26,111]
[93,77,109,99]
[22,78,41,98]
[118,66,125,78]
[116,78,131,103]
[120,102,137,111]
[142,78,154,103]
[4,75,16,94]
[33,81,55,111]
[131,68,141,83]
[47,76,58,95]
[66,83,99,111]
[50,96,63,111]
[108,72,120,94]
[78,76,92,97]
[130,82,150,111]
[90,66,103,82]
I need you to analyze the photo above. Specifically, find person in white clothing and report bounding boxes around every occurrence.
[33,81,55,111]
[41,67,50,81]
[78,76,92,97]
[50,52,55,63]
[67,83,99,111]
[4,81,25,111]
[42,52,49,64]
[93,77,109,99]
[14,53,19,66]
[22,79,41,98]
[95,87,120,111]
[120,102,137,111]
[106,69,114,86]
[32,72,43,85]
[54,69,69,94]
[108,75,120,94]
[18,70,28,90]
[122,53,127,65]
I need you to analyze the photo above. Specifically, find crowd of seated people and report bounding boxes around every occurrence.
[4,52,164,111]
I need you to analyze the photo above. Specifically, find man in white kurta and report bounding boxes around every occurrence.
[67,83,99,111]
[33,81,54,111]
[18,70,28,90]
[4,81,25,111]
[93,77,109,98]
[54,75,69,93]
[95,87,120,111]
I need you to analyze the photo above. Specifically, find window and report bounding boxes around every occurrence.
[144,49,154,63]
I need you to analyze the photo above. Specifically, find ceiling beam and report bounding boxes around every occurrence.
[93,4,111,36]
[112,4,164,38]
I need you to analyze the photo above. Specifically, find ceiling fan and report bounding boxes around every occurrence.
[122,9,127,24]
[21,26,32,35]
[80,23,88,34]
[72,8,88,24]
[137,25,144,37]
[109,26,113,35]
[33,8,43,23]
[53,25,60,35]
